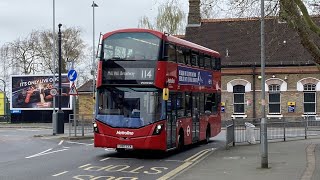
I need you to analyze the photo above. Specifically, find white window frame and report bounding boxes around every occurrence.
[303,84,316,115]
[268,84,281,114]
[233,85,245,114]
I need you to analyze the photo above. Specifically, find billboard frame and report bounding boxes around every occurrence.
[10,74,73,111]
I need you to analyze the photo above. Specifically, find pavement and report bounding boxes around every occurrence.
[0,122,93,140]
[1,122,320,180]
[175,138,320,180]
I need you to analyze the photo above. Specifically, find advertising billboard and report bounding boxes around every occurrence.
[0,92,4,115]
[10,75,72,110]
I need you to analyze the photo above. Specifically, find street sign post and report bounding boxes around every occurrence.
[67,69,77,82]
[69,82,78,95]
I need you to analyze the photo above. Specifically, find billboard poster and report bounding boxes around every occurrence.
[0,92,4,115]
[10,75,72,110]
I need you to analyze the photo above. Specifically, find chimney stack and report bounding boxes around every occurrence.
[187,0,201,27]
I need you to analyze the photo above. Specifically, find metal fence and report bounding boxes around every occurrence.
[69,114,94,137]
[0,115,11,123]
[225,116,320,146]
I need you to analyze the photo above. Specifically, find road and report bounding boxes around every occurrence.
[0,128,226,180]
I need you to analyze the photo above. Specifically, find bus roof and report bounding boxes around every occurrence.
[102,28,221,58]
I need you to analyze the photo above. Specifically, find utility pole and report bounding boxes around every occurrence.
[260,0,268,168]
[52,0,57,135]
[91,1,98,117]
[57,23,64,134]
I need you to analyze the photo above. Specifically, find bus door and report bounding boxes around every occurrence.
[192,93,200,142]
[166,93,177,149]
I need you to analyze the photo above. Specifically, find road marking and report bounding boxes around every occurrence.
[184,149,208,162]
[105,148,116,151]
[190,150,210,162]
[158,148,217,180]
[100,157,110,162]
[157,162,193,180]
[79,164,91,168]
[16,129,44,132]
[52,171,68,177]
[25,148,68,159]
[58,140,64,145]
[66,141,93,146]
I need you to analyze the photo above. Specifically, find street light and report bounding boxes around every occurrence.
[91,1,98,116]
[52,0,57,135]
[260,0,268,168]
[57,23,64,134]
[0,79,6,122]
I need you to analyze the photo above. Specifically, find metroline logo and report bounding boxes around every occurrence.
[116,131,134,136]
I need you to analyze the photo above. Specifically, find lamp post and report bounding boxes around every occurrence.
[0,79,6,121]
[52,0,57,135]
[57,23,64,134]
[91,1,98,116]
[260,0,268,168]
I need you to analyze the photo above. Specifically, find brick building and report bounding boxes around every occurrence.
[77,80,95,115]
[185,0,320,120]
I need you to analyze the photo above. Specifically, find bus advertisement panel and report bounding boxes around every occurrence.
[10,75,72,110]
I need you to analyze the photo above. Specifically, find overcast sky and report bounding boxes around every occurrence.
[0,0,189,47]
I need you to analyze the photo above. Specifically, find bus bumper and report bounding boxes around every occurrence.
[94,133,167,151]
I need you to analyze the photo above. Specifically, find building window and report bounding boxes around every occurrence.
[268,84,280,114]
[233,85,245,114]
[304,84,316,114]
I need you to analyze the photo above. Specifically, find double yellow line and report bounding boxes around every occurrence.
[158,148,216,180]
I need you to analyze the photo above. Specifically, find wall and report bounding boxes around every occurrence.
[221,66,320,120]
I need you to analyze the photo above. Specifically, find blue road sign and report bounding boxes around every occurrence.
[68,69,78,81]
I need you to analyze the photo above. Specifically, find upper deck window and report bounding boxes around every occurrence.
[102,32,161,61]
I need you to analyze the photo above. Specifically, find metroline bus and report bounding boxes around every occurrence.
[93,28,221,152]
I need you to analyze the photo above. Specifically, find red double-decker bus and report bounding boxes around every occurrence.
[93,28,221,152]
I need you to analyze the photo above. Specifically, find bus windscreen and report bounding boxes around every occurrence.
[102,32,161,61]
[96,87,166,128]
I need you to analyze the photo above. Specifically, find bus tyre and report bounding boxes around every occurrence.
[116,148,125,153]
[205,127,210,144]
[178,131,184,151]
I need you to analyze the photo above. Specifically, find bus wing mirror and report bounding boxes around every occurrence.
[163,88,169,101]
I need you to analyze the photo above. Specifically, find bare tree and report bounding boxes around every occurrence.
[7,31,40,75]
[138,16,155,30]
[200,0,219,18]
[138,0,186,35]
[225,0,320,63]
[36,27,87,74]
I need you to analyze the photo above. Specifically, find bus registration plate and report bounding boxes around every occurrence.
[117,144,133,149]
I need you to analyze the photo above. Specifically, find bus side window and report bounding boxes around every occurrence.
[183,49,191,65]
[185,93,192,117]
[199,93,205,115]
[177,92,185,118]
[211,93,218,114]
[199,53,204,68]
[167,44,176,62]
[191,51,198,66]
[176,46,184,64]
[215,57,221,70]
[204,93,212,114]
[204,55,211,70]
[211,57,216,70]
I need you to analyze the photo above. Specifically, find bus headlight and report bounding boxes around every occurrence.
[153,124,163,135]
[93,122,99,133]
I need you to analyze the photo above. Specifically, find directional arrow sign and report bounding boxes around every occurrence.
[67,69,77,82]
